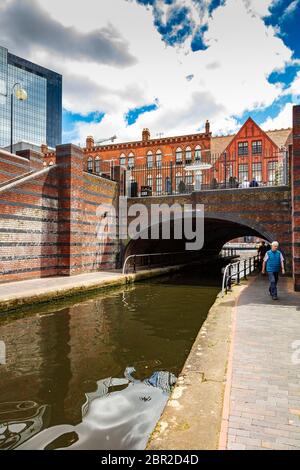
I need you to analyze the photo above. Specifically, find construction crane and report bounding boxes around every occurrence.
[94,135,117,146]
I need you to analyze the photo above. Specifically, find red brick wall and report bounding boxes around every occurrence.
[0,167,60,283]
[127,186,292,271]
[0,145,119,284]
[212,118,281,184]
[292,105,300,291]
[82,173,119,271]
[82,130,211,171]
[0,150,31,184]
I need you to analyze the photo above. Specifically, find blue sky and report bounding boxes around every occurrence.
[2,0,299,142]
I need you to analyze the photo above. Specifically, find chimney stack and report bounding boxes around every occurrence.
[142,128,150,142]
[41,143,48,154]
[86,135,94,150]
[205,120,210,135]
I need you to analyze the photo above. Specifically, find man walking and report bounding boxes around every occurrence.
[262,241,285,300]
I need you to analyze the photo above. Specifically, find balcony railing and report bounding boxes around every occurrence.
[125,150,289,197]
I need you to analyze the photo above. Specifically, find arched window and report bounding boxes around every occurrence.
[185,146,192,164]
[156,150,162,168]
[147,151,153,169]
[128,152,135,169]
[95,156,101,174]
[195,145,202,161]
[120,153,126,166]
[176,147,183,164]
[87,156,93,172]
[156,174,162,195]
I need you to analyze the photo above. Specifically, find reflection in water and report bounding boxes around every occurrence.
[0,269,220,450]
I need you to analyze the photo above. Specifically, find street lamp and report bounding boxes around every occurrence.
[10,83,28,154]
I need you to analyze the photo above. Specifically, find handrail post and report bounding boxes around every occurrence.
[244,259,247,280]
[133,255,136,273]
[228,265,232,291]
[237,262,240,285]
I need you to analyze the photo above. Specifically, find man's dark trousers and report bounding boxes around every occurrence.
[268,272,279,297]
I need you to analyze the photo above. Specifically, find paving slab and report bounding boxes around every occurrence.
[221,275,300,450]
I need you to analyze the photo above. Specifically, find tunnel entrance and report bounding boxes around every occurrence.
[124,215,271,262]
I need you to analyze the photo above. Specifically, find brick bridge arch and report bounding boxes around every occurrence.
[125,186,292,271]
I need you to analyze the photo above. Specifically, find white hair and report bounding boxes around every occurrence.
[271,241,279,247]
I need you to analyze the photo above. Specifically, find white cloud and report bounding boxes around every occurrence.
[6,0,294,142]
[289,71,300,95]
[261,102,294,130]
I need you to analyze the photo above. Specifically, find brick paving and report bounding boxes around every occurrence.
[226,275,300,450]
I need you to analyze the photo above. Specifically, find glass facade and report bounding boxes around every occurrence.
[0,45,62,148]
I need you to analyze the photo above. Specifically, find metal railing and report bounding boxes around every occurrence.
[122,248,239,274]
[222,255,259,295]
[125,149,289,197]
[220,247,238,258]
[122,251,197,274]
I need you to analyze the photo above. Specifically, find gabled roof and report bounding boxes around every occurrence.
[210,135,234,155]
[211,117,292,155]
[265,128,292,148]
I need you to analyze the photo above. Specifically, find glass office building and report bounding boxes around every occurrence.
[0,45,62,149]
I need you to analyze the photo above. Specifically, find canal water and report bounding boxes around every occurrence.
[0,267,220,450]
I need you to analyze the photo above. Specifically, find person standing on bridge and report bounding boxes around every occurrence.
[262,241,285,300]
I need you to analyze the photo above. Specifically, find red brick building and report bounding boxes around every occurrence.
[210,118,292,187]
[64,117,292,195]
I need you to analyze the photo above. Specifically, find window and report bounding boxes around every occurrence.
[128,152,135,169]
[176,147,183,164]
[195,172,202,190]
[95,156,101,174]
[87,157,93,172]
[165,176,171,194]
[238,141,248,156]
[120,153,126,166]
[147,151,153,169]
[185,173,193,189]
[195,145,202,161]
[176,173,184,192]
[156,175,162,195]
[224,163,233,182]
[156,150,162,168]
[147,175,153,188]
[252,162,262,182]
[185,146,192,164]
[252,140,262,155]
[238,164,249,182]
[268,161,278,184]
